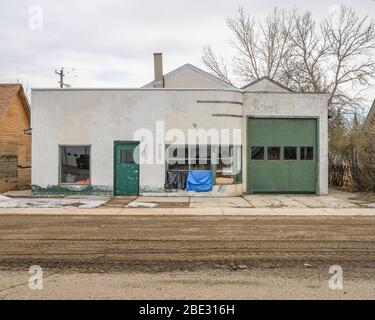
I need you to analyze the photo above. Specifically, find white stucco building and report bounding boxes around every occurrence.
[31,53,329,196]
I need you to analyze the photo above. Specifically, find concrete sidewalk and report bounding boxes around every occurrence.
[103,190,375,209]
[2,189,375,214]
[1,207,375,216]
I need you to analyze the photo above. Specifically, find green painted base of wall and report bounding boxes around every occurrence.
[32,185,113,196]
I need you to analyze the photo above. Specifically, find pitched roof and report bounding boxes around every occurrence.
[0,84,30,122]
[241,76,293,92]
[143,63,236,89]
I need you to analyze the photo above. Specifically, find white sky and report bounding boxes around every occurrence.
[0,0,374,106]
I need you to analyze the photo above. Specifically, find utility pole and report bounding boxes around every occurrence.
[55,67,70,88]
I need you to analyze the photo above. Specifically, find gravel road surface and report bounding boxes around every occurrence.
[1,214,375,299]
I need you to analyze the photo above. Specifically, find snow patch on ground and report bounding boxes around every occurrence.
[0,197,107,208]
[78,200,108,208]
[127,201,158,208]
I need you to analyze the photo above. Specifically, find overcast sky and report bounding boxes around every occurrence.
[0,0,374,97]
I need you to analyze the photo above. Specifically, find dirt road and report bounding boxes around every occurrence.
[1,214,375,299]
[1,214,375,270]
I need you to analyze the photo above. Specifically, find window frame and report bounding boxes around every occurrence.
[250,146,265,160]
[300,146,314,161]
[59,144,92,186]
[165,144,242,185]
[284,146,298,161]
[267,146,281,160]
[120,148,136,164]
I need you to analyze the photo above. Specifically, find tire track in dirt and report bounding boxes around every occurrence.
[1,215,375,271]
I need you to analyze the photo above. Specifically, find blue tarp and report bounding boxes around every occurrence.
[186,170,213,192]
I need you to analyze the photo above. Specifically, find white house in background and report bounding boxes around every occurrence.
[31,53,329,196]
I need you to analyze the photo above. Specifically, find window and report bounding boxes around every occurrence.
[251,147,264,160]
[60,146,90,184]
[189,146,212,170]
[120,149,135,164]
[0,155,18,179]
[300,147,314,160]
[165,145,242,185]
[268,147,280,160]
[167,146,189,171]
[169,146,189,160]
[216,145,233,184]
[166,145,212,171]
[284,147,297,160]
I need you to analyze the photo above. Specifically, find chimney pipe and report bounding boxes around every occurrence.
[153,53,164,88]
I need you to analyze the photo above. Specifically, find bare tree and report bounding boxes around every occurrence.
[322,6,375,113]
[284,11,328,93]
[209,7,294,85]
[256,8,294,83]
[202,46,233,85]
[202,5,375,115]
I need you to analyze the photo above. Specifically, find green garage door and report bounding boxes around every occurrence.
[248,118,317,193]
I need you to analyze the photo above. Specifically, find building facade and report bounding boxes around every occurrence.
[31,54,328,196]
[0,84,31,192]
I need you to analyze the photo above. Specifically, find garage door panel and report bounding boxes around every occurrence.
[248,118,317,193]
[249,161,315,192]
[249,118,316,147]
[249,161,286,192]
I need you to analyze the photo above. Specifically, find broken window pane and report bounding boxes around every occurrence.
[60,146,90,184]
[284,147,297,160]
[268,147,280,160]
[168,146,188,160]
[251,147,264,160]
[300,147,314,160]
[166,145,189,171]
[165,145,242,185]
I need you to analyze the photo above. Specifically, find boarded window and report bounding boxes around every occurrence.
[0,155,18,179]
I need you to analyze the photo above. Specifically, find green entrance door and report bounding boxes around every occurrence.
[248,118,317,193]
[114,142,140,196]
